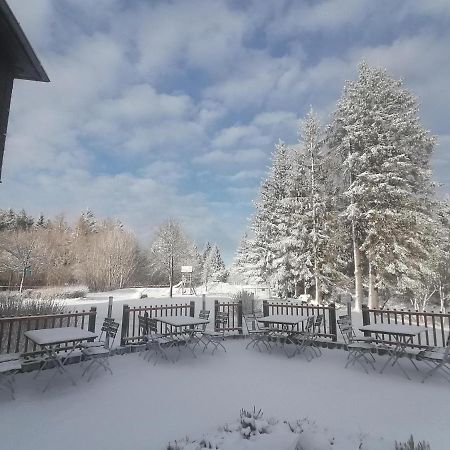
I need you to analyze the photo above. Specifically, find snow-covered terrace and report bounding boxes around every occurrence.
[1,337,449,449]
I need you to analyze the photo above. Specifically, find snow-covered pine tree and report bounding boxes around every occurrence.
[328,62,436,308]
[435,198,450,312]
[252,141,294,296]
[298,109,331,303]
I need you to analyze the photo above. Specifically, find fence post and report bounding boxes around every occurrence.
[107,296,113,319]
[105,296,114,348]
[362,304,370,337]
[263,300,269,317]
[120,304,130,347]
[329,303,337,341]
[88,306,97,332]
[214,300,219,332]
[237,299,243,334]
[202,294,206,312]
[189,301,195,318]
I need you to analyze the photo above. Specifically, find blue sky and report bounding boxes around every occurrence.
[3,0,450,263]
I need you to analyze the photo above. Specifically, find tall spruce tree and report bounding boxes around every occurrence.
[328,62,435,308]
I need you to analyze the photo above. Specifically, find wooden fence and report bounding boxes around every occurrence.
[362,305,450,348]
[120,302,195,346]
[262,300,338,341]
[0,307,97,355]
[214,300,242,334]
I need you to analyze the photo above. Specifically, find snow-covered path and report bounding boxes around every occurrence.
[1,340,449,450]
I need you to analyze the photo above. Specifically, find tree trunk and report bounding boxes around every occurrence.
[439,278,446,313]
[352,233,363,311]
[314,271,322,304]
[19,267,26,293]
[169,255,174,298]
[368,261,379,309]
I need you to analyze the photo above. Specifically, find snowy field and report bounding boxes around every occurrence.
[1,330,450,449]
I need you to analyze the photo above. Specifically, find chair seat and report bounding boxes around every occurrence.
[0,353,21,363]
[420,351,448,361]
[56,349,83,359]
[82,347,109,357]
[0,360,22,373]
[152,336,175,345]
[203,331,223,338]
[348,342,375,350]
[80,341,105,349]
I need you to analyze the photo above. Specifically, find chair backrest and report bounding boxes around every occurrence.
[215,311,228,332]
[243,314,256,333]
[147,318,159,335]
[197,310,210,331]
[313,315,323,333]
[304,315,315,333]
[138,315,148,336]
[337,318,353,345]
[98,317,116,341]
[105,321,119,348]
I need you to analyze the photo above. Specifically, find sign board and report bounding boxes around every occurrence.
[181,266,193,273]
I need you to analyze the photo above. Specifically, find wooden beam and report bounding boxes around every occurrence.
[0,61,14,181]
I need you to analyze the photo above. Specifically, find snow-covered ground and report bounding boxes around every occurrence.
[1,288,447,449]
[1,330,449,449]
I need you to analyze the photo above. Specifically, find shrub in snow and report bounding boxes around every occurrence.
[395,435,430,450]
[22,285,88,300]
[0,292,66,316]
[239,407,270,439]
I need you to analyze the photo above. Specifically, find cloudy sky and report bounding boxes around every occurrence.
[3,0,450,263]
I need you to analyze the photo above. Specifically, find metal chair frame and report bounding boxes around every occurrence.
[285,316,316,361]
[81,321,119,382]
[185,310,211,354]
[243,314,271,352]
[420,335,450,383]
[139,316,180,365]
[338,318,377,374]
[202,311,228,354]
[0,355,22,400]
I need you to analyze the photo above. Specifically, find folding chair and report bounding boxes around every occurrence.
[0,354,22,400]
[307,315,324,357]
[185,310,211,353]
[243,314,271,352]
[81,317,116,349]
[141,317,180,365]
[81,321,119,382]
[420,335,450,383]
[338,318,377,374]
[286,316,316,361]
[202,311,228,354]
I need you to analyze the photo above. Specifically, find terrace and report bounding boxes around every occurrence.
[1,290,449,449]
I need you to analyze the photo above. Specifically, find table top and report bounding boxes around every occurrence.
[24,327,98,346]
[156,316,210,327]
[257,314,311,325]
[359,323,427,336]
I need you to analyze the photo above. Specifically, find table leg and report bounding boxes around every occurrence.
[40,343,79,392]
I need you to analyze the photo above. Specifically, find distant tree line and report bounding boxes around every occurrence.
[231,62,450,311]
[0,210,227,293]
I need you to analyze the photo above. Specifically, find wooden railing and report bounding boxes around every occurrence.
[120,302,194,346]
[214,300,242,334]
[0,307,97,355]
[362,305,450,348]
[262,300,337,341]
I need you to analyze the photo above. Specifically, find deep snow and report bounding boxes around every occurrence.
[1,331,449,449]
